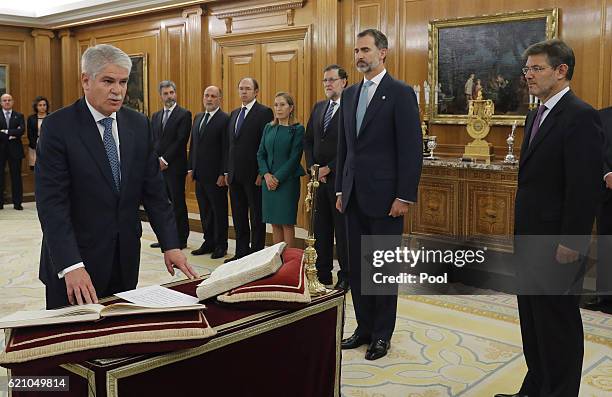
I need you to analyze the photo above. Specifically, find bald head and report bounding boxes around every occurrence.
[203,85,222,112]
[1,94,13,111]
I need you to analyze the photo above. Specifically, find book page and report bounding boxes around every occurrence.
[114,285,201,307]
[0,304,104,328]
[201,242,286,283]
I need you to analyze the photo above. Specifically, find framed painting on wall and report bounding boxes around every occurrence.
[428,8,558,125]
[124,53,148,115]
[0,64,9,97]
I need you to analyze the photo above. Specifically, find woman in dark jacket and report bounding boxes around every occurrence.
[27,96,49,170]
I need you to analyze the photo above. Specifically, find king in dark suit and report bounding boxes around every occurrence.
[304,64,350,291]
[188,86,230,260]
[0,93,25,210]
[224,77,273,262]
[150,81,192,249]
[495,39,603,397]
[35,44,196,309]
[336,29,422,360]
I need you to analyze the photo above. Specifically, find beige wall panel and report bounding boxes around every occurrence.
[222,45,259,112]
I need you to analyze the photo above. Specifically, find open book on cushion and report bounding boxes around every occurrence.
[217,247,311,309]
[196,242,287,300]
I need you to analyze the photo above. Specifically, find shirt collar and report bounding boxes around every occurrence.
[242,98,257,111]
[164,102,178,112]
[206,107,220,118]
[330,97,341,107]
[85,97,116,123]
[542,86,570,111]
[363,68,387,86]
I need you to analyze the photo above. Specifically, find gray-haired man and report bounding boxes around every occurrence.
[36,44,197,309]
[150,80,192,249]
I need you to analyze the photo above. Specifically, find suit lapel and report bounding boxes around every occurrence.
[75,99,119,195]
[521,91,573,166]
[318,101,328,133]
[348,84,360,141]
[358,74,391,137]
[117,110,134,199]
[519,112,535,167]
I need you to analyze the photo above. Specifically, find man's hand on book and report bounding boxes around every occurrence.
[164,249,198,279]
[64,268,99,305]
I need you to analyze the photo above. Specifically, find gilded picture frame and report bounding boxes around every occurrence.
[0,64,9,97]
[124,53,148,115]
[428,8,558,125]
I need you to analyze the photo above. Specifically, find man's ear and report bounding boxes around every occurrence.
[556,64,569,80]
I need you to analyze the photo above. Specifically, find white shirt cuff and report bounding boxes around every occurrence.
[58,262,85,279]
[159,157,168,166]
[396,198,414,204]
[604,172,612,181]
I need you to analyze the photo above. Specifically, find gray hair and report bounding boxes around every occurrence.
[159,80,177,94]
[81,44,132,78]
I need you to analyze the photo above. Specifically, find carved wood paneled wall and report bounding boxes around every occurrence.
[3,0,612,236]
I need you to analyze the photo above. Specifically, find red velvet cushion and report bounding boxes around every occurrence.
[217,248,311,309]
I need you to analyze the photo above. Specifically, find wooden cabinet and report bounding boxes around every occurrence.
[407,160,517,252]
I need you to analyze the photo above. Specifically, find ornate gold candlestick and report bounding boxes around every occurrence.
[303,164,327,296]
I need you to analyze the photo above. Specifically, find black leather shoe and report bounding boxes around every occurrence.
[493,394,527,397]
[191,243,214,256]
[341,333,371,349]
[224,255,241,263]
[211,248,227,259]
[150,242,161,248]
[584,297,612,314]
[13,204,23,210]
[365,339,390,360]
[334,279,350,292]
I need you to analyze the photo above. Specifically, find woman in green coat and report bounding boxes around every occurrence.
[257,92,305,247]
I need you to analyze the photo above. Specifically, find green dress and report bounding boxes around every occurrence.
[257,123,306,225]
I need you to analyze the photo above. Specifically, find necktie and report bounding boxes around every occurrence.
[99,117,121,191]
[356,80,374,136]
[235,107,247,137]
[4,111,10,129]
[162,109,170,130]
[528,104,547,146]
[199,112,210,138]
[323,101,336,133]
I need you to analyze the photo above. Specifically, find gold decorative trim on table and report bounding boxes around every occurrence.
[105,295,344,397]
[60,363,96,397]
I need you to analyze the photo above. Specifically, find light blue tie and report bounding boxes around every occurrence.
[356,80,374,136]
[99,117,121,191]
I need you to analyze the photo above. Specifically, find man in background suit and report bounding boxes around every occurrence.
[496,39,603,397]
[150,81,191,249]
[188,86,230,259]
[336,29,422,360]
[584,106,612,314]
[304,64,350,291]
[36,44,196,309]
[0,93,25,210]
[224,77,273,263]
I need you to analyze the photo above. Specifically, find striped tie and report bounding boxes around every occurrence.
[322,101,336,133]
[99,117,121,191]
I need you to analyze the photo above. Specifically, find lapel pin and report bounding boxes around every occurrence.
[382,96,386,100]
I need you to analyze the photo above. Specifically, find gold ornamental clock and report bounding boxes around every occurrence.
[464,92,494,163]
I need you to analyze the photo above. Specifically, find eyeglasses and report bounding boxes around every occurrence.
[521,65,555,75]
[322,78,341,84]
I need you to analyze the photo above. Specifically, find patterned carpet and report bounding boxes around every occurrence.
[0,203,610,396]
